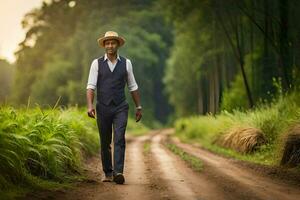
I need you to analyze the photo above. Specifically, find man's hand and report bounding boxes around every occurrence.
[87,107,96,118]
[135,109,142,122]
[87,89,95,118]
[130,90,142,122]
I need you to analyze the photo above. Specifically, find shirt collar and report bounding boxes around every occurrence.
[104,53,120,62]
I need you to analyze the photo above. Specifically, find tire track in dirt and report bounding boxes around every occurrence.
[151,131,264,200]
[115,134,161,200]
[166,129,300,200]
[151,131,242,200]
[150,133,197,200]
[23,134,160,200]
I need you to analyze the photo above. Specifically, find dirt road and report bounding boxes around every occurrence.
[24,129,300,200]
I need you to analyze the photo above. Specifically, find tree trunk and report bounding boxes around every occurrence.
[279,0,291,91]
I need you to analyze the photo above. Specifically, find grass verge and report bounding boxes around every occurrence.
[165,142,203,172]
[143,140,151,155]
[174,92,300,166]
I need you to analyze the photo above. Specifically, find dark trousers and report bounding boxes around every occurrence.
[96,100,129,176]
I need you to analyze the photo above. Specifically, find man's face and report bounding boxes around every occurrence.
[104,39,119,55]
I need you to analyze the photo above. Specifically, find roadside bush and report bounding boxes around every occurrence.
[174,91,300,165]
[0,106,99,189]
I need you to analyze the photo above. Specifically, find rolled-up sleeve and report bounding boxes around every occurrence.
[126,59,138,92]
[86,59,98,90]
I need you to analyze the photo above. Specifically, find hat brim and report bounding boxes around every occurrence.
[97,36,125,48]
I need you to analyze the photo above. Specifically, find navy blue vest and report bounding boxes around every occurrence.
[96,56,127,106]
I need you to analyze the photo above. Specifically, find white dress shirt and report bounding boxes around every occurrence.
[86,54,138,92]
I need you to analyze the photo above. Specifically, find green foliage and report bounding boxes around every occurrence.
[221,74,248,111]
[31,56,74,105]
[8,0,300,129]
[175,113,236,146]
[165,142,203,172]
[0,59,14,103]
[174,92,300,165]
[0,105,99,194]
[163,13,207,117]
[160,0,300,116]
[10,0,172,125]
[0,104,150,199]
[143,141,151,155]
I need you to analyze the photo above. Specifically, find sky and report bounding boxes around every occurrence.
[0,0,43,63]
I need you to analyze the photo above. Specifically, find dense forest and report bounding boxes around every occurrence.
[1,0,300,125]
[162,0,300,116]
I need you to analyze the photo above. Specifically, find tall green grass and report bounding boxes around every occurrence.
[174,92,300,165]
[0,106,100,198]
[0,104,150,199]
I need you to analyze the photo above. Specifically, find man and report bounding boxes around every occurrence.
[86,31,142,184]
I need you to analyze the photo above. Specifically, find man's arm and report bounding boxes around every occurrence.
[130,90,142,122]
[86,59,98,118]
[126,59,142,122]
[87,89,95,118]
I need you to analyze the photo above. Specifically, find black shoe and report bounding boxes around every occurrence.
[113,173,125,184]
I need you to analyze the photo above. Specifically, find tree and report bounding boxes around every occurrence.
[0,59,14,104]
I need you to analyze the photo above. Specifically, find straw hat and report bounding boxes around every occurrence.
[97,31,125,48]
